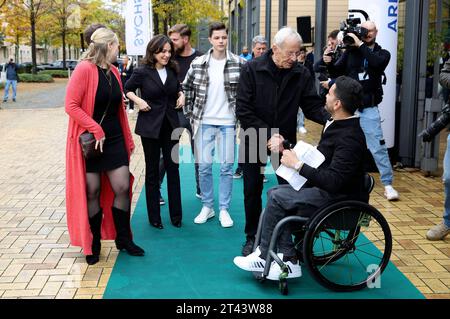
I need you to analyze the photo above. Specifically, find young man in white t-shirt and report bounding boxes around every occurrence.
[183,22,244,228]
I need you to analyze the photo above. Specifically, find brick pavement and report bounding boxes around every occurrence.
[0,82,448,298]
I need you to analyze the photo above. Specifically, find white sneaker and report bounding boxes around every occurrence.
[219,209,234,228]
[384,185,399,201]
[267,258,302,281]
[194,206,215,224]
[298,126,307,134]
[233,247,265,272]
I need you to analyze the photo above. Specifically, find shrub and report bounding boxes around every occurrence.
[18,73,54,83]
[38,70,69,78]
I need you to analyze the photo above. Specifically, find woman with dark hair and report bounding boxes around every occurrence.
[125,35,185,229]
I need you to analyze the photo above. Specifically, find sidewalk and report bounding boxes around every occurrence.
[0,82,448,299]
[1,79,68,110]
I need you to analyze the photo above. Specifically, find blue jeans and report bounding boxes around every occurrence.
[195,124,235,210]
[297,109,305,128]
[357,107,393,186]
[3,80,17,100]
[442,135,450,227]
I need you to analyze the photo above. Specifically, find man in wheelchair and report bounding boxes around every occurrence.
[233,76,369,280]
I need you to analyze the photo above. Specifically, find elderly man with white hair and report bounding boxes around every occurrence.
[236,26,329,256]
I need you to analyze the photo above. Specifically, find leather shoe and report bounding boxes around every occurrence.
[241,237,255,256]
[172,221,182,228]
[150,222,164,229]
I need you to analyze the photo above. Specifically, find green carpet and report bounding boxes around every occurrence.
[104,151,424,299]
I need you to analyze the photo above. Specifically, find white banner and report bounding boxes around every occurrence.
[125,0,152,56]
[348,1,399,148]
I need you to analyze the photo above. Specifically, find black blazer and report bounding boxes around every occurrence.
[124,65,181,139]
[300,117,368,202]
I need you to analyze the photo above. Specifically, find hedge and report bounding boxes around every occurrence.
[38,70,69,78]
[18,73,54,83]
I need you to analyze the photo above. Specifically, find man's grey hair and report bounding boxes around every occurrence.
[273,27,302,47]
[252,35,267,47]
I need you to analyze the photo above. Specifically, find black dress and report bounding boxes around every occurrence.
[85,66,129,173]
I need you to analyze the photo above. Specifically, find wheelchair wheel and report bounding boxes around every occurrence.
[303,201,392,292]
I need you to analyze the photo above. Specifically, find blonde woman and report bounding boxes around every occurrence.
[65,27,144,265]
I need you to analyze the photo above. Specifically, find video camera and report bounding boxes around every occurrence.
[339,17,369,47]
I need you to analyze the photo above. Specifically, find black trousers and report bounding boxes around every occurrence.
[241,138,287,239]
[159,112,200,195]
[141,117,182,224]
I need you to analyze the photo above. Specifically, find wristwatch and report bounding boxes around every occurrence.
[294,161,303,172]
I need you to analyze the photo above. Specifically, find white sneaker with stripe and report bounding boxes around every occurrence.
[233,247,265,272]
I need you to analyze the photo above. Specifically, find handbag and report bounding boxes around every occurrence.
[79,69,112,159]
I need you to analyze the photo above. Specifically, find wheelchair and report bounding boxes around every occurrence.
[252,175,392,295]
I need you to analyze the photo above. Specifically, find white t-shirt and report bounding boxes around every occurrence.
[157,67,167,84]
[202,56,235,126]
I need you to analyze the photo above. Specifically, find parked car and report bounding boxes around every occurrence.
[37,60,78,71]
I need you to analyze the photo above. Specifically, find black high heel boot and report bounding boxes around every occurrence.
[86,210,103,265]
[112,207,145,256]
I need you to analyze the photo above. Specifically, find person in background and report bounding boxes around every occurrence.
[420,56,450,241]
[65,27,144,265]
[314,30,342,104]
[125,35,185,229]
[251,35,268,59]
[2,58,18,103]
[296,46,315,135]
[120,55,135,113]
[240,46,252,61]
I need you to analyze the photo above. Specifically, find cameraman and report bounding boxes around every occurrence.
[420,57,450,241]
[326,21,399,201]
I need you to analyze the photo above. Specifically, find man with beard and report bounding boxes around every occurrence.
[326,21,399,201]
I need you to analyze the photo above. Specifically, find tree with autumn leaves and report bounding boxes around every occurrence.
[152,0,224,42]
[0,0,224,74]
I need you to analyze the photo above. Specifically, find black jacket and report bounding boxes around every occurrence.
[236,49,328,143]
[124,65,181,139]
[300,117,368,201]
[327,43,390,108]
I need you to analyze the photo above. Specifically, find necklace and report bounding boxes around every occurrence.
[98,66,112,87]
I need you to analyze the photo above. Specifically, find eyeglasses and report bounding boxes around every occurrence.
[283,50,301,58]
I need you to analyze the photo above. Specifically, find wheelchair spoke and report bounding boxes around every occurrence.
[315,234,335,243]
[353,250,370,272]
[318,248,346,271]
[344,252,354,284]
[354,239,385,249]
[354,248,383,260]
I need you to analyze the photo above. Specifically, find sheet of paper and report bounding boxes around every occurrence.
[276,141,325,191]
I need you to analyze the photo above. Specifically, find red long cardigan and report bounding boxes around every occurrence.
[65,61,135,255]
